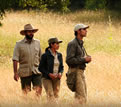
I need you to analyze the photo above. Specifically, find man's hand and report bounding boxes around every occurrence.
[14,73,19,81]
[13,60,19,81]
[49,73,58,80]
[85,56,92,63]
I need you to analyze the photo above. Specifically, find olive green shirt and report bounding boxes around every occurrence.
[13,37,42,77]
[66,37,87,70]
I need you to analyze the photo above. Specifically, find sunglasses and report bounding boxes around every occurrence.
[79,28,86,31]
[51,42,59,44]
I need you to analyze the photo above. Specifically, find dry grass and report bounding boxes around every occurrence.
[0,10,121,106]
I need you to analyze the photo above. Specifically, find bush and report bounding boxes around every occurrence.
[0,0,70,20]
[69,0,86,10]
[85,0,106,10]
[106,0,121,11]
[17,0,70,12]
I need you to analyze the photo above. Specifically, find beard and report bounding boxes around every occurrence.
[25,34,34,40]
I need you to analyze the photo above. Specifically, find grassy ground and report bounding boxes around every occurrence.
[0,10,121,106]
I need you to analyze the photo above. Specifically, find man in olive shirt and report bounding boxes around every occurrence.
[66,24,92,104]
[13,24,42,96]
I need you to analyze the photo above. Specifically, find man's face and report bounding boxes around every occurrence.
[77,28,87,37]
[25,30,34,40]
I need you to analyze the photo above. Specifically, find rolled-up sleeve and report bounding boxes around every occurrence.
[66,42,86,65]
[12,42,19,61]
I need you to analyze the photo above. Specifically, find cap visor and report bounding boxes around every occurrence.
[84,25,89,29]
[58,41,62,43]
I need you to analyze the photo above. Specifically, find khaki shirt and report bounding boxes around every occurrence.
[13,37,42,77]
[49,49,59,74]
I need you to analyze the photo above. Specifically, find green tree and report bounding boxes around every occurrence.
[0,0,70,22]
[18,0,70,12]
[106,0,121,10]
[47,0,70,12]
[69,0,86,10]
[85,0,106,10]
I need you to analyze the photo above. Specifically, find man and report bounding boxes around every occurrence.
[13,24,42,96]
[66,24,92,104]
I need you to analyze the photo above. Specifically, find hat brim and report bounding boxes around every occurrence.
[57,40,62,43]
[83,25,89,29]
[20,29,38,35]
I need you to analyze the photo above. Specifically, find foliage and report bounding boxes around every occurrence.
[0,0,70,20]
[85,0,106,10]
[69,0,86,10]
[106,0,121,10]
[0,0,121,21]
[85,0,121,10]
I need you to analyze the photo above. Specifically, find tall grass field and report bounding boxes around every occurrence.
[0,10,121,107]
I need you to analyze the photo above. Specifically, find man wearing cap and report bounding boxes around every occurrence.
[13,24,42,96]
[39,37,64,101]
[66,24,91,104]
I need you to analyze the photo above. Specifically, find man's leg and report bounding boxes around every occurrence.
[20,76,32,95]
[32,74,42,97]
[75,69,87,104]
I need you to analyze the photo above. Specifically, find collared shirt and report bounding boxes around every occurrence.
[78,38,87,57]
[13,37,42,77]
[66,37,87,70]
[49,49,60,74]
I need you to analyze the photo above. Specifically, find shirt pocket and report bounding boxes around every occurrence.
[34,47,39,56]
[20,46,28,57]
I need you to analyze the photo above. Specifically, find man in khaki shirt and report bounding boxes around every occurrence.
[13,24,42,96]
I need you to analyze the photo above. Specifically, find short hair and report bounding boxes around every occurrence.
[74,31,78,36]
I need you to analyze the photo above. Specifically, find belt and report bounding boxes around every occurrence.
[69,66,85,70]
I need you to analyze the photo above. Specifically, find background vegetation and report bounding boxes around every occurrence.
[0,0,121,19]
[0,10,121,106]
[0,0,121,107]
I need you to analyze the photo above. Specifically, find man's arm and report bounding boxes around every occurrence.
[13,60,19,81]
[12,42,20,81]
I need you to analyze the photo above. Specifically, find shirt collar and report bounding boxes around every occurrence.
[75,37,84,46]
[49,49,57,57]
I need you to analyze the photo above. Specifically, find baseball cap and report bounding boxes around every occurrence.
[74,24,89,31]
[48,37,62,44]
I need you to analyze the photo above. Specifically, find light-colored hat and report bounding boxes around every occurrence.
[20,24,38,35]
[74,24,89,31]
[48,37,62,44]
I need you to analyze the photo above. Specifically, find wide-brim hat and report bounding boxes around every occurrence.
[74,24,89,31]
[48,37,62,44]
[20,24,38,35]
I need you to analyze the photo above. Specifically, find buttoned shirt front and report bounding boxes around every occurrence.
[13,37,42,77]
[49,49,59,75]
[66,37,88,70]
